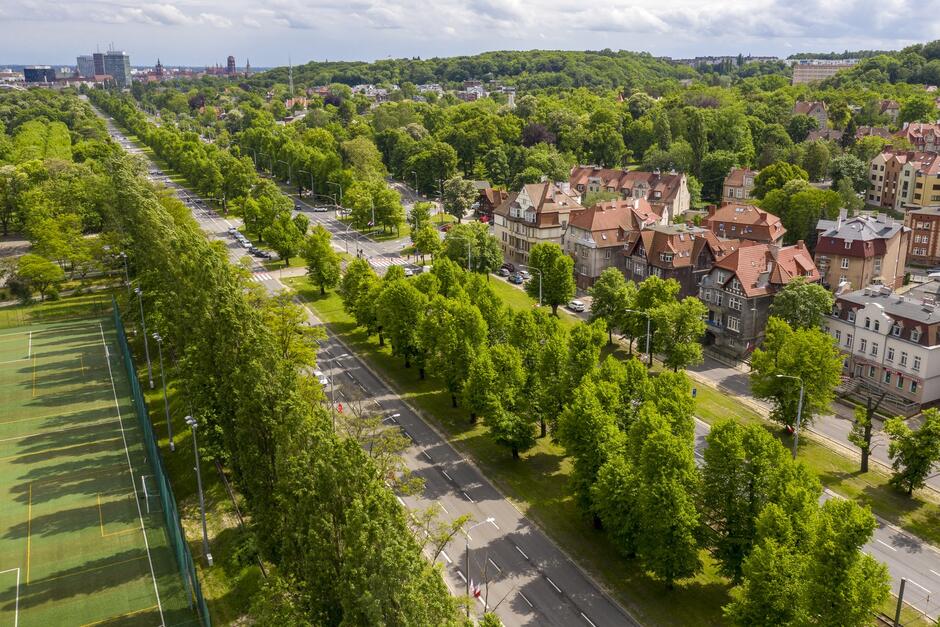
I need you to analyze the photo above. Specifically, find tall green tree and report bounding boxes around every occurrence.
[589,267,633,344]
[303,224,341,295]
[525,241,575,315]
[377,279,427,368]
[768,277,834,329]
[752,161,808,199]
[264,212,304,265]
[15,253,64,301]
[884,409,940,495]
[441,176,477,224]
[651,297,707,371]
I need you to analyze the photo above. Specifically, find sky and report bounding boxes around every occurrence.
[2,0,940,68]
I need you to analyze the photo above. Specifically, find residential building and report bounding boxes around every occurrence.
[623,223,734,298]
[896,122,940,153]
[76,55,95,78]
[565,201,635,288]
[806,128,843,142]
[793,101,829,129]
[905,206,940,266]
[814,210,910,291]
[879,99,901,123]
[856,125,892,140]
[493,182,584,265]
[477,188,509,223]
[568,166,691,221]
[92,52,105,75]
[791,59,857,85]
[869,150,940,210]
[703,203,786,245]
[103,50,131,89]
[23,66,55,83]
[723,167,758,202]
[699,241,820,357]
[826,281,940,413]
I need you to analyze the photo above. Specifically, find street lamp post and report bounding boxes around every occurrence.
[152,333,174,452]
[624,308,653,367]
[439,178,445,224]
[119,252,130,297]
[298,169,315,197]
[327,182,343,211]
[519,265,543,307]
[134,287,154,389]
[776,374,805,459]
[277,159,292,186]
[185,415,213,566]
[411,170,419,200]
[464,517,495,617]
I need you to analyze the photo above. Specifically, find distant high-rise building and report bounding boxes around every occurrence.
[93,52,105,75]
[103,50,131,89]
[245,59,251,77]
[23,66,56,83]
[76,55,95,78]
[226,55,236,76]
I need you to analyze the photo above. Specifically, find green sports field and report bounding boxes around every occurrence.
[0,318,198,626]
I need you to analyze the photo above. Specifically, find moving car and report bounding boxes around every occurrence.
[313,370,329,386]
[404,267,414,277]
[568,299,586,312]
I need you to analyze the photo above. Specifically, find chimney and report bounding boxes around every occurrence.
[707,205,717,218]
[796,239,806,249]
[837,207,847,227]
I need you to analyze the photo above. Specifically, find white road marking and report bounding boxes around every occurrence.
[456,570,467,583]
[546,576,561,594]
[931,569,940,578]
[27,331,31,358]
[461,491,475,503]
[519,592,533,608]
[396,496,405,507]
[906,578,932,594]
[876,539,897,552]
[581,612,598,627]
[0,568,19,627]
[423,451,432,462]
[489,519,500,530]
[515,545,529,560]
[442,470,453,481]
[438,502,449,514]
[441,551,452,564]
[487,557,501,573]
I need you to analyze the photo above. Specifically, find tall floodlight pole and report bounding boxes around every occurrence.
[776,374,805,459]
[153,333,174,451]
[134,287,154,388]
[185,415,213,566]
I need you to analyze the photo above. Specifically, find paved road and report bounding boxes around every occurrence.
[693,418,940,619]
[95,108,639,627]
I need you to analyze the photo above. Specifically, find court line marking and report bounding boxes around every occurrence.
[99,323,165,626]
[26,485,31,584]
[0,406,121,428]
[0,568,19,627]
[79,604,160,627]
[31,354,36,398]
[0,437,122,463]
[36,554,147,586]
[97,493,140,538]
[27,331,31,359]
[0,419,117,443]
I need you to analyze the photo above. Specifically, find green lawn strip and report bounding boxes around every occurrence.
[486,277,581,328]
[0,292,112,329]
[125,330,264,623]
[692,384,940,547]
[286,277,730,627]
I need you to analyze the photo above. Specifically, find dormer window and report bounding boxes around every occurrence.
[731,279,741,291]
[848,310,856,322]
[844,241,852,249]
[912,328,922,342]
[661,253,673,262]
[892,323,901,336]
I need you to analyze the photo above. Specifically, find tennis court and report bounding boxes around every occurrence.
[0,317,198,626]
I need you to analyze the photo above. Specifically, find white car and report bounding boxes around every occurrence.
[568,299,586,312]
[313,370,329,386]
[404,267,414,277]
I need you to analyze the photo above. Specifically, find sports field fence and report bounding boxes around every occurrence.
[113,297,211,626]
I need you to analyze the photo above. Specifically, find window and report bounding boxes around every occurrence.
[871,342,878,356]
[846,334,853,347]
[727,316,740,332]
[887,347,895,362]
[848,310,856,322]
[914,356,921,372]
[864,317,871,329]
[912,328,922,342]
[859,339,867,353]
[650,266,663,278]
[660,253,673,262]
[897,375,904,389]
[703,290,712,303]
[901,352,908,366]
[874,320,880,332]
[729,297,741,311]
[892,324,901,336]
[634,262,645,276]
[605,249,611,259]
[835,330,842,341]
[911,380,918,393]
[841,258,850,269]
[731,279,741,291]
[716,271,726,283]
[869,365,876,377]
[845,241,852,249]
[884,371,891,384]
[874,258,882,274]
[716,293,724,306]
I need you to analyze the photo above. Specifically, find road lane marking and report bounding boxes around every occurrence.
[906,578,932,594]
[546,576,561,594]
[515,545,529,560]
[442,470,452,481]
[423,451,432,462]
[441,551,452,564]
[396,496,405,507]
[456,570,466,583]
[876,539,897,552]
[438,502,449,514]
[931,569,940,578]
[487,558,501,573]
[519,592,533,608]
[581,613,598,627]
[461,491,475,503]
[489,519,500,530]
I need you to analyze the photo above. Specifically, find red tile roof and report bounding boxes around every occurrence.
[713,241,819,297]
[623,224,735,270]
[568,166,685,207]
[723,167,758,188]
[704,203,786,244]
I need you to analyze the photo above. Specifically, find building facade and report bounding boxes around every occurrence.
[103,51,131,89]
[723,167,758,202]
[814,211,910,291]
[793,101,829,129]
[76,55,95,78]
[905,206,940,267]
[23,66,55,83]
[826,282,940,413]
[493,182,584,265]
[569,166,690,221]
[869,150,940,210]
[703,203,786,245]
[698,241,820,357]
[791,60,857,85]
[896,123,940,153]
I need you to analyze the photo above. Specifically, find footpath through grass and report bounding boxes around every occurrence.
[287,278,731,627]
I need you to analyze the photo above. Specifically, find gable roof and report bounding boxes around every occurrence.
[494,182,584,228]
[712,241,819,297]
[624,224,735,270]
[723,167,758,188]
[704,203,786,243]
[794,100,827,116]
[568,166,686,205]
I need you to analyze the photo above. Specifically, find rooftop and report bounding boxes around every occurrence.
[838,283,940,325]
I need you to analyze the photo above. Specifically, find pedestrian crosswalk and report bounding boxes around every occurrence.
[250,272,274,282]
[366,256,413,270]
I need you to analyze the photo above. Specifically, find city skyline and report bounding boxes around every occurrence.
[1,0,939,67]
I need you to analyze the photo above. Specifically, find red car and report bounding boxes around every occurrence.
[440,223,453,232]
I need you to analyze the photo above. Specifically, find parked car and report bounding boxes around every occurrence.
[404,267,414,277]
[256,250,273,260]
[568,299,586,312]
[500,262,516,273]
[313,370,329,386]
[509,273,525,285]
[227,226,238,234]
[440,223,453,233]
[518,270,531,280]
[497,267,510,277]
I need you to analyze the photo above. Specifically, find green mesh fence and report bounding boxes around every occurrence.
[113,298,212,626]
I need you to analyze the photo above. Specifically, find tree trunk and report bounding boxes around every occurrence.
[320,284,326,295]
[511,446,519,460]
[860,422,871,473]
[627,335,634,356]
[419,367,425,380]
[404,354,411,368]
[451,393,457,408]
[592,513,602,530]
[539,417,546,438]
[470,411,477,424]
[378,332,384,347]
[551,303,558,316]
[608,329,613,346]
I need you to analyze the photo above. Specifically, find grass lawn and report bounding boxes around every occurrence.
[487,277,581,327]
[286,277,732,627]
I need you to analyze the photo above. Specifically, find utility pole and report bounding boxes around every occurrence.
[185,415,213,566]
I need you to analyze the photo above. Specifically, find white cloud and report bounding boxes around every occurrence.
[198,12,232,28]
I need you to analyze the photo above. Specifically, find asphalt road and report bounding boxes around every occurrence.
[95,109,639,626]
[693,419,940,619]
